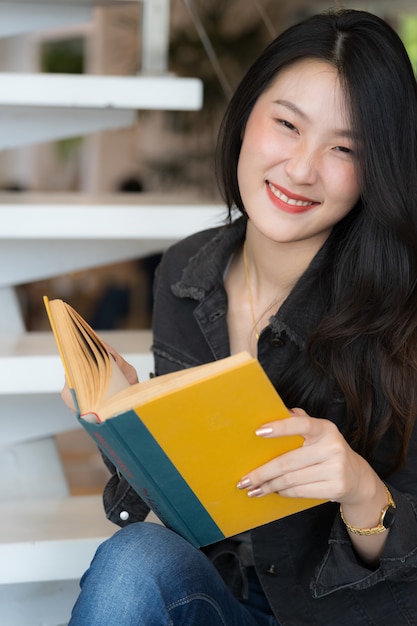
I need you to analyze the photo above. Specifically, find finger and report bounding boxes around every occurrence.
[103,342,139,385]
[238,449,342,500]
[118,358,139,385]
[250,460,342,498]
[256,411,340,446]
[102,341,119,362]
[243,444,322,485]
[61,378,77,412]
[248,478,330,501]
[238,422,348,498]
[237,445,315,495]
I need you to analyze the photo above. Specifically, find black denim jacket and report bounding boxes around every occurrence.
[103,219,417,625]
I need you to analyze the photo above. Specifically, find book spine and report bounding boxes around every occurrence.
[80,411,224,548]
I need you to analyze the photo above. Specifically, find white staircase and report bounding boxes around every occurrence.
[0,73,202,148]
[0,192,223,286]
[0,0,202,147]
[0,0,93,38]
[0,2,220,624]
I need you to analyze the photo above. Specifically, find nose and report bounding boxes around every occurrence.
[284,141,318,185]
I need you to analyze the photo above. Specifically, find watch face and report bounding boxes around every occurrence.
[383,506,396,529]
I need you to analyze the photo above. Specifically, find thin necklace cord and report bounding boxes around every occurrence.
[243,240,260,341]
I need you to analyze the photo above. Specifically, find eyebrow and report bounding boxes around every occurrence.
[273,99,358,140]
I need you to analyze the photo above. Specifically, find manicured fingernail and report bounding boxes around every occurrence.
[248,487,264,498]
[237,477,252,489]
[255,427,273,436]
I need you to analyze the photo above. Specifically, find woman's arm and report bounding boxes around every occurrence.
[61,343,146,526]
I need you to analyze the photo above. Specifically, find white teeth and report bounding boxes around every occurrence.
[268,182,314,207]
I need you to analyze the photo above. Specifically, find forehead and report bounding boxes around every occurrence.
[259,58,350,124]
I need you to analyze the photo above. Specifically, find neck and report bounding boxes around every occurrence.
[224,222,328,356]
[244,223,327,300]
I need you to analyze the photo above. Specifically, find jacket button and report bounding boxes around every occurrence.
[119,510,130,521]
[209,309,225,322]
[265,564,276,575]
[270,334,283,347]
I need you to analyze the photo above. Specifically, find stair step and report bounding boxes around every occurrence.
[0,330,153,445]
[0,1,92,38]
[0,329,153,394]
[0,192,224,238]
[0,74,202,148]
[0,194,224,285]
[0,0,141,41]
[0,73,202,111]
[0,495,115,584]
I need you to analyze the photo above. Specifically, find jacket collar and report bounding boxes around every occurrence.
[172,217,329,349]
[171,218,247,300]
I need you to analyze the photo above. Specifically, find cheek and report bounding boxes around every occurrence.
[328,164,360,206]
[343,174,360,207]
[237,132,263,189]
[238,135,285,191]
[236,151,247,193]
[240,112,279,162]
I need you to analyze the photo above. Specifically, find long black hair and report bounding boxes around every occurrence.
[216,9,417,472]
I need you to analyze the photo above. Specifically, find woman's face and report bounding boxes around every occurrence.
[237,58,361,247]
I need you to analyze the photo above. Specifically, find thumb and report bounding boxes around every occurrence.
[289,407,308,417]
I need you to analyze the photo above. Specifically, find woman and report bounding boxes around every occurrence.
[68,9,417,625]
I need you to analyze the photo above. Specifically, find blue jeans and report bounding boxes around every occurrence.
[69,522,279,626]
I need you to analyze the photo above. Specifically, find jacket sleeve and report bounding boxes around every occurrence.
[311,411,417,596]
[311,485,417,597]
[101,248,180,526]
[101,451,150,527]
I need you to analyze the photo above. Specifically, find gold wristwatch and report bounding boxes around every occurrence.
[340,484,396,536]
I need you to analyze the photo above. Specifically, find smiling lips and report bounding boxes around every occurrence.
[266,181,319,214]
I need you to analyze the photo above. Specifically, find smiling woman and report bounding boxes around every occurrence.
[227,58,361,350]
[67,9,417,626]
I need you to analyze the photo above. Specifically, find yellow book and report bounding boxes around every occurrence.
[44,296,325,547]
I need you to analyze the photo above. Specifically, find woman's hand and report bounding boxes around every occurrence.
[237,407,391,564]
[103,342,139,385]
[237,408,371,504]
[61,343,139,412]
[61,378,77,412]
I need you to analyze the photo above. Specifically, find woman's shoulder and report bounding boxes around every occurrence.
[163,225,226,264]
[155,218,245,290]
[158,224,229,281]
[152,227,222,293]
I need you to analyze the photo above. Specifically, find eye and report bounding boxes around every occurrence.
[334,145,353,155]
[278,119,298,133]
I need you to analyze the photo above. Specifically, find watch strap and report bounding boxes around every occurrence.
[340,484,396,536]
